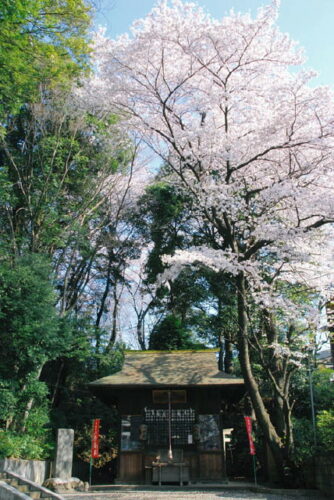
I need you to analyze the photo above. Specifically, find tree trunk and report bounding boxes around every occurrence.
[19,365,43,433]
[51,358,65,407]
[224,339,234,374]
[218,335,234,373]
[217,295,234,373]
[106,287,119,351]
[272,391,286,437]
[326,299,334,367]
[262,310,295,455]
[218,335,224,371]
[236,273,285,480]
[137,318,147,350]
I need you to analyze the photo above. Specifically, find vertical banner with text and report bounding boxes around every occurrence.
[244,416,256,455]
[91,418,101,459]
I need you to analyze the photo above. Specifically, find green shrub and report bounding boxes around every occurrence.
[74,425,118,468]
[0,430,54,460]
[292,417,316,465]
[317,409,334,453]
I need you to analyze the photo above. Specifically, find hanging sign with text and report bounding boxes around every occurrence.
[244,416,256,455]
[91,419,101,459]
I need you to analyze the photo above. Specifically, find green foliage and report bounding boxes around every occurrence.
[0,254,59,379]
[0,104,124,255]
[317,409,334,453]
[0,1,133,463]
[49,342,123,426]
[313,367,334,411]
[292,366,334,419]
[0,254,96,443]
[132,182,191,283]
[0,377,54,459]
[95,346,125,379]
[48,344,123,467]
[291,367,334,465]
[149,314,204,350]
[0,0,92,119]
[0,430,54,459]
[131,181,237,349]
[0,75,130,457]
[291,418,316,466]
[75,425,118,469]
[293,406,334,463]
[0,380,18,423]
[24,402,49,438]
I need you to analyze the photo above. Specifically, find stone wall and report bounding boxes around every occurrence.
[0,459,51,484]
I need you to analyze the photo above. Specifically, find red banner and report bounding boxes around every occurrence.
[91,419,100,459]
[244,416,256,455]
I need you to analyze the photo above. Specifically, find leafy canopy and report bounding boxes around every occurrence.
[0,0,92,119]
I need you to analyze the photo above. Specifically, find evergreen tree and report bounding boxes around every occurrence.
[149,314,200,350]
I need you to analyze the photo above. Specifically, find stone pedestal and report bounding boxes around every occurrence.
[54,428,74,480]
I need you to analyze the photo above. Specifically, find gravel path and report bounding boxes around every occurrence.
[62,487,326,500]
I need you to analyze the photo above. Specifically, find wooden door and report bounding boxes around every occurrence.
[199,452,223,479]
[119,452,143,481]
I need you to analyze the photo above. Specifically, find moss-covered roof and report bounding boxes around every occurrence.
[90,350,244,387]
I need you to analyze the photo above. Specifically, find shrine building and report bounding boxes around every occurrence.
[89,349,245,484]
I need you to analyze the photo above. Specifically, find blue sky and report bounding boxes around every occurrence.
[94,0,334,88]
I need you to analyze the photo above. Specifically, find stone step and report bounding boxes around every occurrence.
[17,484,31,492]
[0,481,32,500]
[4,480,52,499]
[2,470,65,500]
[7,478,19,486]
[3,478,18,488]
[29,492,42,499]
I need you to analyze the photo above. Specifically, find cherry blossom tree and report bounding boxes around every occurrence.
[87,0,334,476]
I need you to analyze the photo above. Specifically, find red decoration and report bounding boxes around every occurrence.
[91,419,100,458]
[244,416,256,455]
